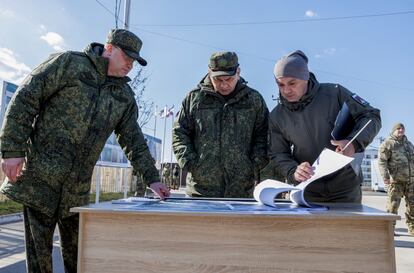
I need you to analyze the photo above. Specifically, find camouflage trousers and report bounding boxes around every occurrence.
[23,206,79,273]
[386,180,414,230]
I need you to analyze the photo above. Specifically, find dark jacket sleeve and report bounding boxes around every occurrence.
[268,111,299,185]
[115,99,160,185]
[172,94,198,171]
[0,53,70,158]
[250,95,269,171]
[338,85,381,153]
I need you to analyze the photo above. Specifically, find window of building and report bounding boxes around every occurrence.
[101,147,112,162]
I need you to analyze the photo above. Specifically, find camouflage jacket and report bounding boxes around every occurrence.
[0,43,159,218]
[378,135,414,182]
[172,75,269,198]
[269,73,381,198]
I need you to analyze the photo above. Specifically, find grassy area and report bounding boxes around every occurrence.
[0,192,133,216]
[0,199,23,215]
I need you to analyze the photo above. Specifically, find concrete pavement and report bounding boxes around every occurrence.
[0,190,413,273]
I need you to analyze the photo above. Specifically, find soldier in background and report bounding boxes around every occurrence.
[378,123,414,236]
[173,51,269,198]
[172,165,180,189]
[163,164,171,188]
[0,29,170,273]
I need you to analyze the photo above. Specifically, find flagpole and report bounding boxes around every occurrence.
[161,105,167,170]
[169,113,174,178]
[153,105,157,138]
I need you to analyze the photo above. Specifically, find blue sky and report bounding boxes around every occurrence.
[1,0,413,161]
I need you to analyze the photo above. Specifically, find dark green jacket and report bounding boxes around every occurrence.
[173,75,269,197]
[269,73,381,202]
[0,43,159,218]
[378,135,414,182]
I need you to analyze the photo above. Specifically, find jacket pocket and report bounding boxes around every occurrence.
[1,174,60,217]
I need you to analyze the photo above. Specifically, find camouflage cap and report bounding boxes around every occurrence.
[107,29,147,66]
[208,51,239,77]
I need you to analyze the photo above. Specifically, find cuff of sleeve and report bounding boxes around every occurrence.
[181,158,196,172]
[286,167,300,186]
[253,156,269,171]
[346,138,364,153]
[1,151,26,158]
[143,169,161,186]
[353,140,364,153]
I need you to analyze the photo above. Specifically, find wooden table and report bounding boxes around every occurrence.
[71,199,399,273]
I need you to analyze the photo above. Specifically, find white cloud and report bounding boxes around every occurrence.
[0,48,31,84]
[40,31,65,51]
[0,9,15,18]
[314,48,337,59]
[324,48,336,55]
[305,10,318,18]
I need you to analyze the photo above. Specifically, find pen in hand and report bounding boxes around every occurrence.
[331,119,372,156]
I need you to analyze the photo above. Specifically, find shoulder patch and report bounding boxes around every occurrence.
[352,94,369,106]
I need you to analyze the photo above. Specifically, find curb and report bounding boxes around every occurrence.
[0,212,23,225]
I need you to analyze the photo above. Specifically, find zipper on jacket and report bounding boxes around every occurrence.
[83,93,97,122]
[78,84,103,173]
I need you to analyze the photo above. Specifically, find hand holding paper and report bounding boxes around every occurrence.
[331,119,372,157]
[254,148,354,207]
[293,162,314,182]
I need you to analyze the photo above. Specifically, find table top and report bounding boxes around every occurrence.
[71,198,399,221]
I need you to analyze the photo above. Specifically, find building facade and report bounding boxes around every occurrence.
[361,148,378,187]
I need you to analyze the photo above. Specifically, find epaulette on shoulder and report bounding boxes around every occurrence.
[67,51,86,57]
[188,86,201,96]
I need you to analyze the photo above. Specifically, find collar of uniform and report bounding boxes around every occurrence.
[107,75,131,84]
[390,134,407,143]
[84,43,111,81]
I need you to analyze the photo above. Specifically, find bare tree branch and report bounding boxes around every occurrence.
[129,68,154,128]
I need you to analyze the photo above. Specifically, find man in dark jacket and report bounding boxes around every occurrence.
[0,29,170,273]
[269,50,381,203]
[173,51,269,198]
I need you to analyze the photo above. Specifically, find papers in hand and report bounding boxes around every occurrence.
[254,148,354,207]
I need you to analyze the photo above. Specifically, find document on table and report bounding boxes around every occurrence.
[254,148,354,207]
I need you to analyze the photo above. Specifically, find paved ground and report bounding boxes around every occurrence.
[0,190,413,273]
[361,191,414,273]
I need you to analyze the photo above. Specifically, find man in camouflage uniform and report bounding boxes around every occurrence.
[378,123,414,235]
[269,50,381,203]
[0,29,170,273]
[162,164,171,187]
[172,165,180,189]
[172,51,269,198]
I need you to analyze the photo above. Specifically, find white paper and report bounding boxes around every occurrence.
[111,197,161,204]
[254,148,354,207]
